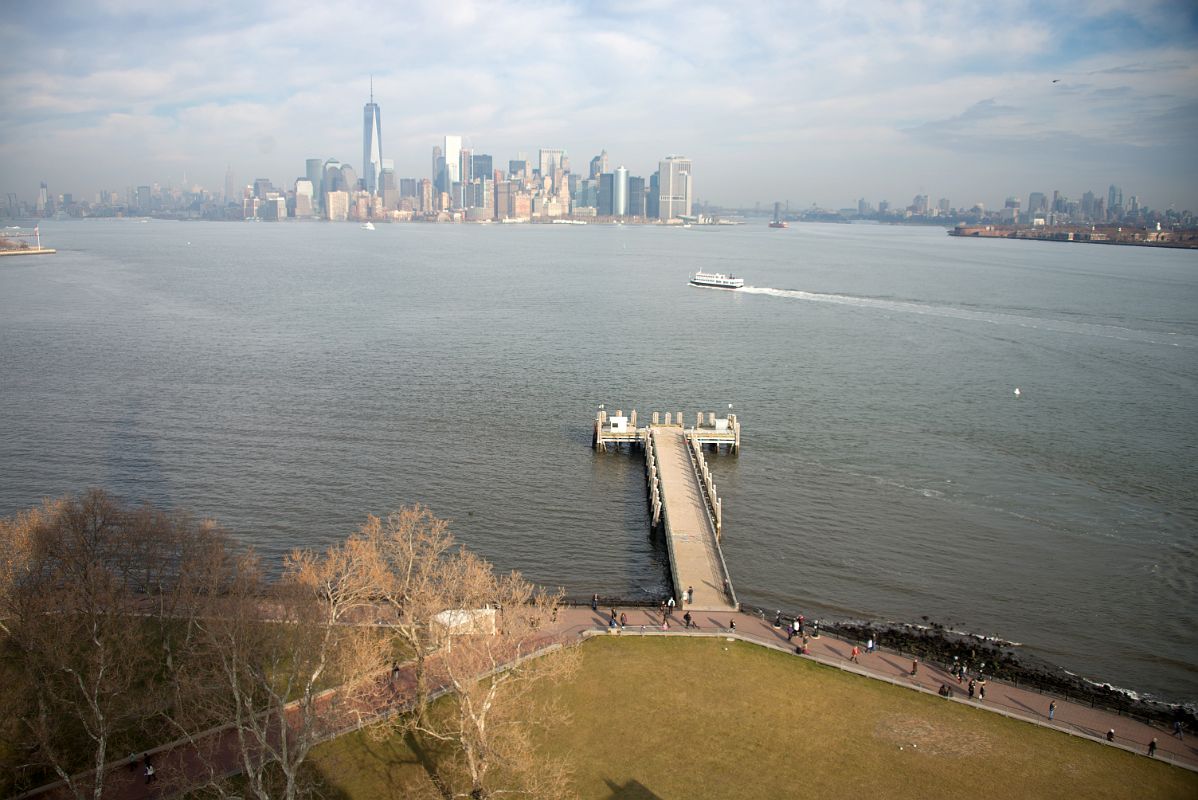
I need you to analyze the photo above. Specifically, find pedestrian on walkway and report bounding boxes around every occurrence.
[619,612,627,629]
[1174,720,1184,739]
[866,637,874,654]
[1106,729,1115,742]
[591,593,599,612]
[773,610,782,629]
[143,755,156,785]
[911,658,919,676]
[686,586,694,604]
[979,681,986,701]
[683,611,693,629]
[850,645,860,664]
[1048,701,1056,720]
[667,595,676,616]
[968,679,976,700]
[798,615,805,635]
[1148,738,1158,757]
[729,619,736,631]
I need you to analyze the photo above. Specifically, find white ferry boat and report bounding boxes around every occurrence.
[690,271,744,290]
[360,221,375,231]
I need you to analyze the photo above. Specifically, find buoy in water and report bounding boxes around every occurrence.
[1013,387,1022,397]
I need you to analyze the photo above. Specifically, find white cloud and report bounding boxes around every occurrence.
[0,0,1195,209]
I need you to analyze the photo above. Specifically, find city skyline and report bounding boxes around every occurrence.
[1,1,1196,210]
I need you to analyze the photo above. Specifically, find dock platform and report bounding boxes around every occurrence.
[593,409,740,611]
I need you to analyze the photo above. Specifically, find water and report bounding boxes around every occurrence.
[2,219,1195,703]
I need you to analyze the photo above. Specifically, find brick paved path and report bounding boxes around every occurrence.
[20,607,1195,798]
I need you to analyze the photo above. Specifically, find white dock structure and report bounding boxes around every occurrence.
[593,409,740,612]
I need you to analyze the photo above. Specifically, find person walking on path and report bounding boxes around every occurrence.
[911,658,919,677]
[729,619,736,631]
[686,586,694,605]
[1107,729,1116,742]
[619,612,627,629]
[850,645,860,664]
[667,595,675,617]
[1048,701,1056,721]
[866,637,875,654]
[1148,738,1158,757]
[979,681,986,702]
[683,611,693,629]
[968,679,976,700]
[1174,720,1184,740]
[591,593,599,612]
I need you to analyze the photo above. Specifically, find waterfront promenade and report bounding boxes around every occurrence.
[21,606,1195,799]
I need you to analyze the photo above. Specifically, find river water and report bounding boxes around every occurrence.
[2,219,1195,703]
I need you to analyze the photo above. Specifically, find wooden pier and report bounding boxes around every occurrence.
[593,409,740,612]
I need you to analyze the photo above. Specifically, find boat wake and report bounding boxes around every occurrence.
[738,286,1195,348]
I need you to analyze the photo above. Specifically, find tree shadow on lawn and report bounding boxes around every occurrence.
[603,777,665,799]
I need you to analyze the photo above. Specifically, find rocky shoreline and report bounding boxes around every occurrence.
[815,615,1195,730]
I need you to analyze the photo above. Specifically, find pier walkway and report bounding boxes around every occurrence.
[593,408,740,611]
[651,426,736,612]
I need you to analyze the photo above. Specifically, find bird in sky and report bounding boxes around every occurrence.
[1052,79,1061,83]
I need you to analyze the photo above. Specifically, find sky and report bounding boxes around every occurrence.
[2,0,1197,210]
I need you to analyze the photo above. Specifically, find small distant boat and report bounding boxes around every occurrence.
[360,221,375,231]
[690,271,744,290]
[769,220,788,229]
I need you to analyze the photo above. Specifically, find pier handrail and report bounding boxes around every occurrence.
[684,430,739,609]
[649,428,685,605]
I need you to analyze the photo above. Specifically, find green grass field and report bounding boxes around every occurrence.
[309,636,1197,799]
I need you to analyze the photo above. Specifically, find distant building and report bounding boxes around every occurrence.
[614,166,628,216]
[589,150,608,180]
[362,89,383,196]
[657,156,692,220]
[225,166,239,206]
[598,173,614,216]
[444,135,462,188]
[539,149,566,189]
[627,176,646,217]
[294,178,315,217]
[471,154,493,185]
[432,146,444,193]
[326,190,349,221]
[305,159,323,212]
[400,178,418,199]
[379,161,398,210]
[418,178,433,213]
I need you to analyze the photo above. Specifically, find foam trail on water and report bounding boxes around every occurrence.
[738,286,1195,347]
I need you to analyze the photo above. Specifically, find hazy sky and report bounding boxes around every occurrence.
[2,0,1197,210]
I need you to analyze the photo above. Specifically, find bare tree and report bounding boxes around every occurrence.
[354,505,459,727]
[2,490,183,799]
[178,535,388,800]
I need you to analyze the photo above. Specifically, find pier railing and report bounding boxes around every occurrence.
[685,432,738,609]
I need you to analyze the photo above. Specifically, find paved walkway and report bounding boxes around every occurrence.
[652,427,735,612]
[20,607,1196,798]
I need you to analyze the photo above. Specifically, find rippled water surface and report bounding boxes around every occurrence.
[2,219,1195,702]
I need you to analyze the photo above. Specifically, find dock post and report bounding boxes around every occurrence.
[676,412,683,428]
[664,412,672,426]
[715,498,722,539]
[630,409,637,429]
[708,412,716,426]
[696,412,703,428]
[652,411,659,425]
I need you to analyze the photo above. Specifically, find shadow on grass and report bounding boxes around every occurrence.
[603,777,664,799]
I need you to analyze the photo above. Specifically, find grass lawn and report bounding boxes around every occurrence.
[308,636,1197,799]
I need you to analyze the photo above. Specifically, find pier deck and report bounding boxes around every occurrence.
[651,426,737,612]
[593,408,739,611]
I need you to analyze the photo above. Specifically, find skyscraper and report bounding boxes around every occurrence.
[362,82,383,196]
[657,156,692,220]
[443,135,462,187]
[614,166,628,217]
[305,159,323,212]
[225,165,238,206]
[539,148,566,187]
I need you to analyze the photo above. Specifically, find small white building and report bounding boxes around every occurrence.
[608,415,629,433]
